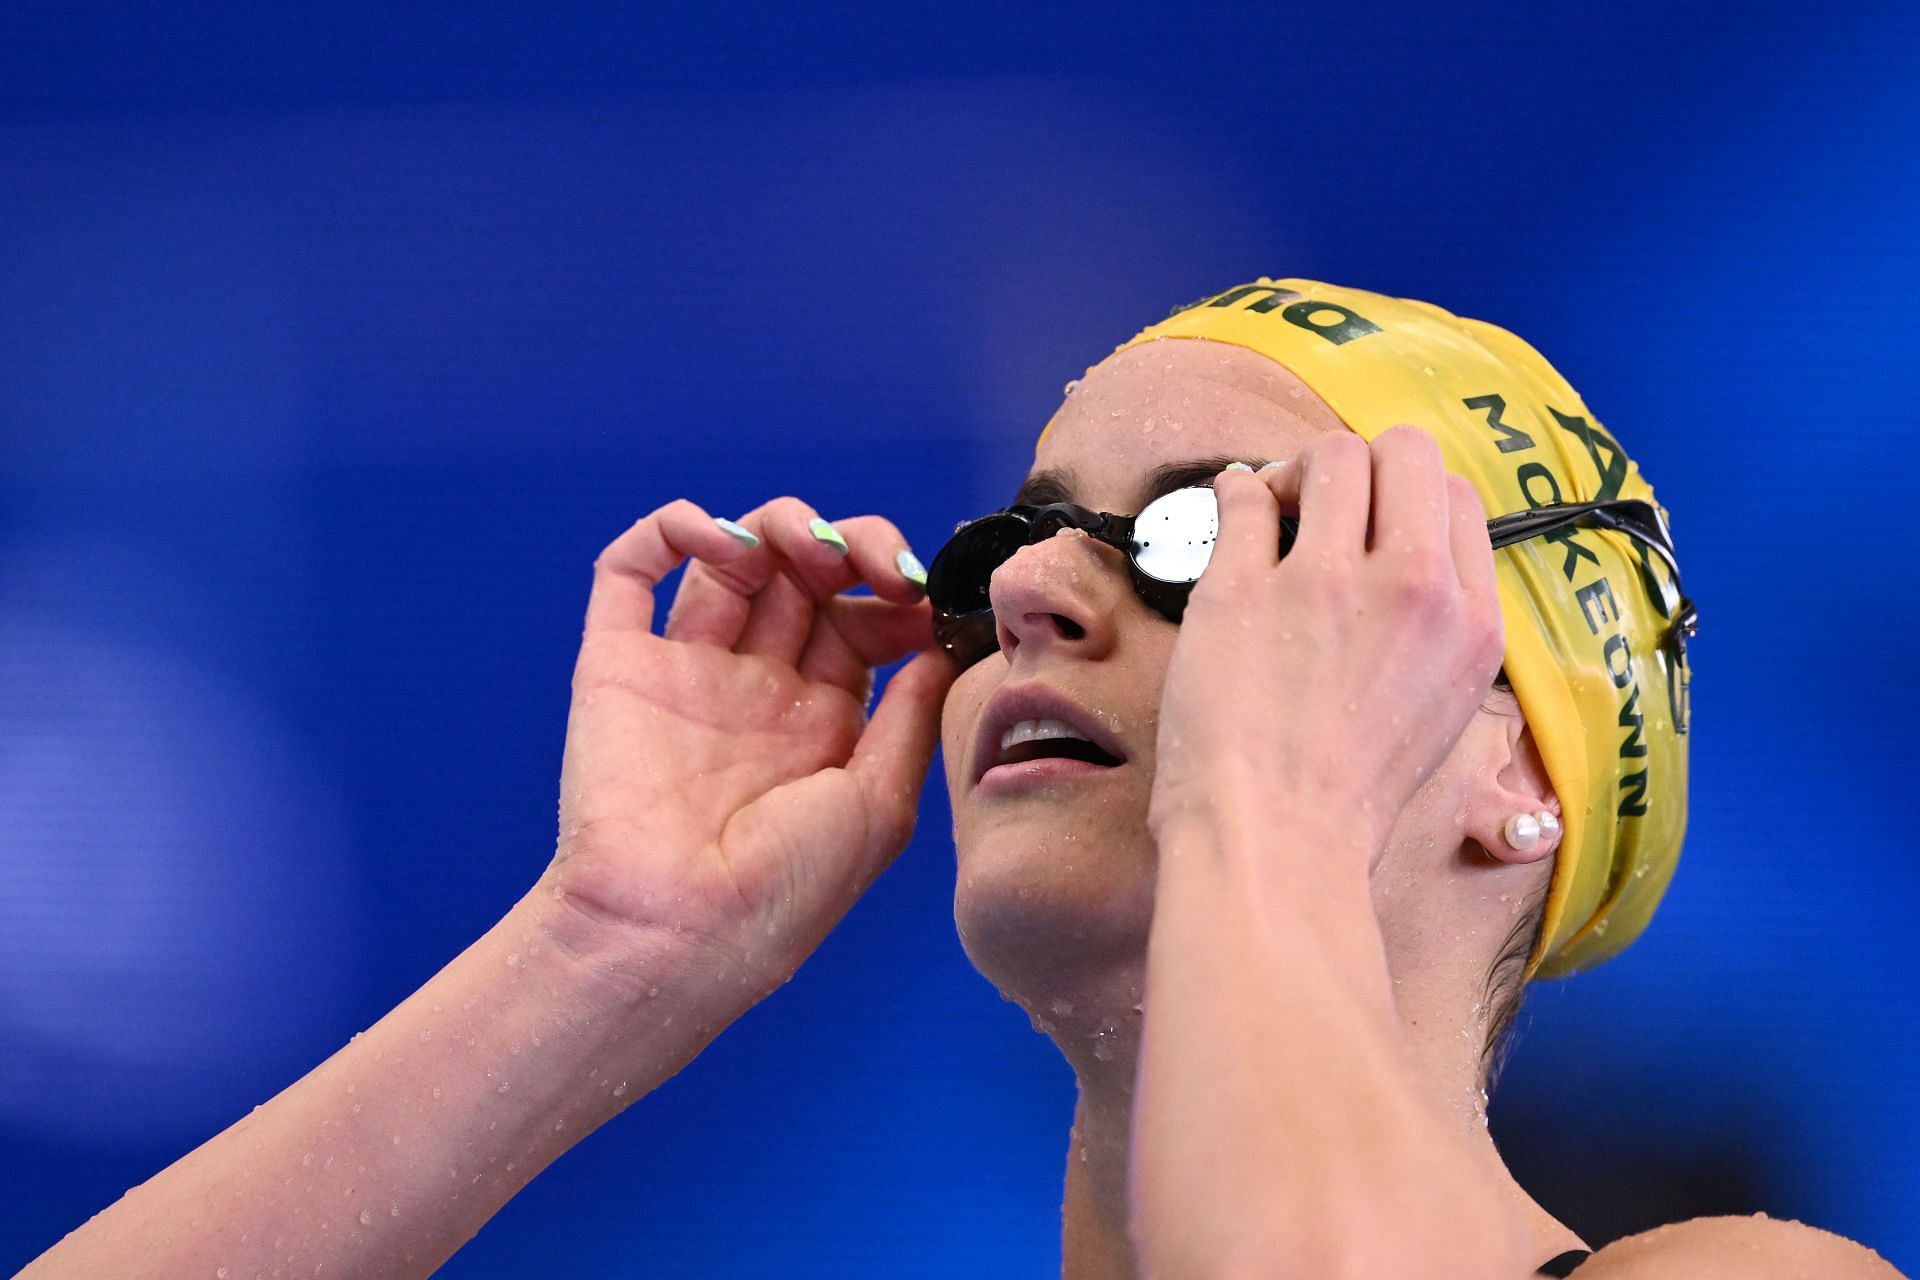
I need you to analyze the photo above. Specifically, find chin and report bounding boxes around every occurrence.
[951,826,1157,997]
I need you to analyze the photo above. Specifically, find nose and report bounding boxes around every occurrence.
[989,527,1123,664]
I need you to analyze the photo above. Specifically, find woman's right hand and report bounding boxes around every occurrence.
[536,495,955,1005]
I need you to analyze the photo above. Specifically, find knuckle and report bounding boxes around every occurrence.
[1394,554,1454,609]
[763,495,812,523]
[1318,431,1369,462]
[1477,605,1506,652]
[1447,473,1486,516]
[840,513,903,545]
[1388,422,1440,452]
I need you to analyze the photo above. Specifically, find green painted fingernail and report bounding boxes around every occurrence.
[808,517,849,554]
[1222,461,1254,472]
[896,548,927,586]
[714,516,759,548]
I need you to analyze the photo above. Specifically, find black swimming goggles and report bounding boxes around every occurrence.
[925,482,1698,718]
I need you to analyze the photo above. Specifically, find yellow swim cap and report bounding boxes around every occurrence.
[1043,279,1692,980]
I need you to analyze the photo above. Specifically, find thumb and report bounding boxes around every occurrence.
[845,649,957,863]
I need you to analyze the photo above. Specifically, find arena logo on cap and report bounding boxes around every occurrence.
[1172,284,1384,346]
[1469,393,1660,819]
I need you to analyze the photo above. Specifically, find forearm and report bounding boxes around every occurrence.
[1130,793,1532,1279]
[21,877,741,1280]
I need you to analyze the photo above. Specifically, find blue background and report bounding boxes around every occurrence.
[4,2,1916,1273]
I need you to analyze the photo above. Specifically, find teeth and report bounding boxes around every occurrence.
[1000,717,1092,753]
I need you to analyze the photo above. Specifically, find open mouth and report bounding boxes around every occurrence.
[979,714,1127,787]
[973,686,1132,789]
[996,737,1124,769]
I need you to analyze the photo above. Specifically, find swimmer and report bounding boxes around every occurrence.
[18,280,1904,1278]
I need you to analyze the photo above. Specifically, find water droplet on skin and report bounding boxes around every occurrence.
[359,1209,374,1225]
[612,1081,629,1098]
[301,1151,313,1167]
[496,1081,512,1094]
[505,952,521,968]
[418,1029,432,1043]
[1050,999,1075,1017]
[217,1268,230,1278]
[1063,379,1079,396]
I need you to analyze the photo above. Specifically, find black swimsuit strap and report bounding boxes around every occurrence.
[1535,1248,1593,1276]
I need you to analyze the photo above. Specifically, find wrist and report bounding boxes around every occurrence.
[1150,774,1388,882]
[518,873,770,1034]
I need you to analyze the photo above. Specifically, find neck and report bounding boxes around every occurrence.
[1054,959,1582,1278]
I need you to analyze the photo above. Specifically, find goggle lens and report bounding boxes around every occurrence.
[1129,486,1219,583]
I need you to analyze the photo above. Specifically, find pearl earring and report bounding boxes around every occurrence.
[1502,813,1541,851]
[1536,810,1561,843]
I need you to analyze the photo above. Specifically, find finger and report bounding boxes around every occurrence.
[1289,431,1372,557]
[733,514,928,664]
[667,502,927,648]
[823,515,930,606]
[738,503,926,605]
[731,568,817,666]
[585,498,761,636]
[662,496,846,648]
[1257,455,1304,553]
[1368,424,1450,562]
[843,649,957,869]
[1445,472,1497,604]
[797,596,938,694]
[1205,466,1281,577]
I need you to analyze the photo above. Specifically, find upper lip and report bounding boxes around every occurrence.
[973,681,1131,784]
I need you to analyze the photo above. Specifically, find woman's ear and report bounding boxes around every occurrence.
[1465,698,1562,868]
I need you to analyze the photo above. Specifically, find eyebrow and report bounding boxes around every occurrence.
[1011,454,1273,512]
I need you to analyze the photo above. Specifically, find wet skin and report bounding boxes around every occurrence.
[937,337,1585,1273]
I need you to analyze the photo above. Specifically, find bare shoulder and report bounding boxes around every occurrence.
[1571,1213,1908,1279]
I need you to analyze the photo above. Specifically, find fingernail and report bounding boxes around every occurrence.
[1221,461,1254,473]
[1258,459,1289,472]
[807,517,849,554]
[714,516,759,548]
[895,548,927,587]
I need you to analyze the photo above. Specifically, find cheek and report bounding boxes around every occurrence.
[939,663,997,788]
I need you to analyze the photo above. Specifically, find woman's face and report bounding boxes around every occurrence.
[940,338,1350,983]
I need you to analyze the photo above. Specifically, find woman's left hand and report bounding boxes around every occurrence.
[1146,424,1506,872]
